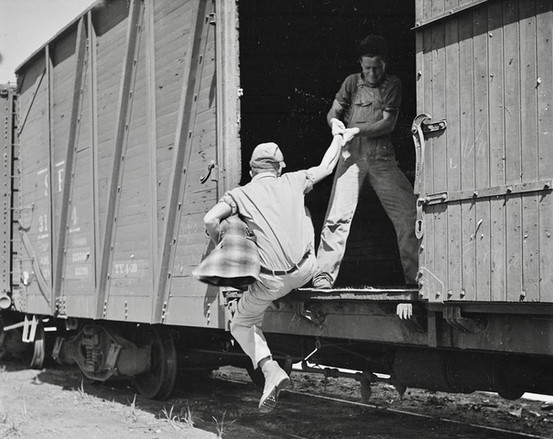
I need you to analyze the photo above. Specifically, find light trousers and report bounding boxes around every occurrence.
[230,254,316,368]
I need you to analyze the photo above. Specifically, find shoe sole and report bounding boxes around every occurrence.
[258,377,291,414]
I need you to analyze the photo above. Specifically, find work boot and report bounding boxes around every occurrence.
[258,360,290,413]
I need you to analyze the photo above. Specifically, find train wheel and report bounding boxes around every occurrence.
[134,326,177,400]
[29,323,46,369]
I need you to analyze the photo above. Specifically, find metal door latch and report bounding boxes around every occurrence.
[411,114,447,196]
[199,160,217,183]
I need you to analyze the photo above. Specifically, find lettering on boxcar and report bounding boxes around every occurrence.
[74,266,89,277]
[114,263,139,275]
[55,161,64,193]
[70,236,88,247]
[72,251,89,263]
[38,214,48,233]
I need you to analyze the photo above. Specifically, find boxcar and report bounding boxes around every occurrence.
[1,0,552,401]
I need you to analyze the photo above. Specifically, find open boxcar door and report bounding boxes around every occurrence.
[413,0,553,304]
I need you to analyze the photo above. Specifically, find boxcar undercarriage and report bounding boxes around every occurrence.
[2,287,553,401]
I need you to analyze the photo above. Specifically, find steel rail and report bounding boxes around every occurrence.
[283,389,550,439]
[221,375,550,439]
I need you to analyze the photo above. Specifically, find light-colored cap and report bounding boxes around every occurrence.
[249,142,285,170]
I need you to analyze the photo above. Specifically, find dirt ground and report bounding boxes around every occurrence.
[1,360,553,439]
[0,362,219,439]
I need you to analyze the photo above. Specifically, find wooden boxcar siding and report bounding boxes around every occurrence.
[17,54,54,315]
[0,87,15,299]
[415,0,553,302]
[15,0,222,326]
[157,0,220,326]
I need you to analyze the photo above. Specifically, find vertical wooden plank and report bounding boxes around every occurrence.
[53,18,87,304]
[154,0,211,323]
[430,21,449,300]
[503,1,523,301]
[472,6,491,301]
[536,1,553,301]
[487,2,506,301]
[215,0,241,193]
[444,17,462,299]
[96,0,144,318]
[414,1,425,286]
[444,0,460,15]
[458,12,476,300]
[415,0,424,27]
[431,0,446,20]
[420,28,435,292]
[45,46,55,311]
[145,0,159,297]
[423,0,433,22]
[519,0,539,302]
[88,12,100,292]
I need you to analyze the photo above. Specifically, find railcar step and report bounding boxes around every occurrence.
[291,286,419,301]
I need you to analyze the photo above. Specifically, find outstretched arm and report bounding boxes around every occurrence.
[203,201,233,245]
[327,99,346,134]
[307,128,359,185]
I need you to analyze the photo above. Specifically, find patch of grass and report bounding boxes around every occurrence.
[0,399,28,438]
[77,380,86,397]
[127,394,138,423]
[160,402,198,431]
[212,411,235,438]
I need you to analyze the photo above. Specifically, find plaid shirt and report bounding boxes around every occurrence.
[193,215,260,290]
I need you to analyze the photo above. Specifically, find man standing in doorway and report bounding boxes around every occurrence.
[203,129,358,412]
[313,35,418,289]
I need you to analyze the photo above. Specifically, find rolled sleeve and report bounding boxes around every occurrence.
[220,192,238,215]
[304,170,315,194]
[382,76,402,113]
[335,74,358,108]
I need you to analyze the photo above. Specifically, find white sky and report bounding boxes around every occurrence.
[0,0,94,84]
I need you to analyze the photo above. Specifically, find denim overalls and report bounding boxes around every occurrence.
[316,74,419,285]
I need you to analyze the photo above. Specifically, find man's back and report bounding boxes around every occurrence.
[227,170,314,270]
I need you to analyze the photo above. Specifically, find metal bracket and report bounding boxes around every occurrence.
[419,191,448,206]
[199,160,217,183]
[22,314,38,343]
[296,302,326,329]
[418,267,445,301]
[443,306,486,334]
[396,303,427,333]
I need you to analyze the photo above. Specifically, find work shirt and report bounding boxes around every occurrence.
[333,73,402,155]
[221,170,315,271]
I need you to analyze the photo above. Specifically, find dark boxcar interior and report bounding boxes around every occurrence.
[238,0,416,287]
